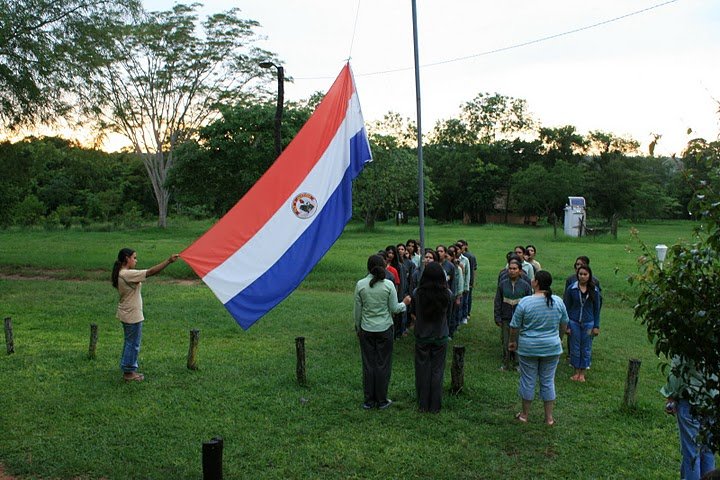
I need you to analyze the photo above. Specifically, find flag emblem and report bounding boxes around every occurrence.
[291,192,318,219]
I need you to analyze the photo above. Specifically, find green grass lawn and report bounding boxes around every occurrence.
[0,219,713,479]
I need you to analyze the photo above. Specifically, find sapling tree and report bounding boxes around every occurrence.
[631,136,720,452]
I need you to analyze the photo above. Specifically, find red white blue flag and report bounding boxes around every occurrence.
[180,63,371,330]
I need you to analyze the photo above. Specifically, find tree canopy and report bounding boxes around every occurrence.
[168,100,313,217]
[0,0,139,128]
[85,3,278,227]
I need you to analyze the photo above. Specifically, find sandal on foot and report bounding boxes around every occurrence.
[546,419,556,426]
[123,373,145,383]
[514,412,528,423]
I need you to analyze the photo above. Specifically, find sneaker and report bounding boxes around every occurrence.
[461,318,468,325]
[378,399,393,410]
[362,401,376,410]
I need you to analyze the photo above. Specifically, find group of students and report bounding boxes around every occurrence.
[355,239,477,412]
[374,239,478,340]
[494,249,603,382]
[354,241,604,417]
[493,248,603,426]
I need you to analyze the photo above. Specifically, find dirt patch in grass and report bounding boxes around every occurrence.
[0,270,200,286]
[0,465,16,480]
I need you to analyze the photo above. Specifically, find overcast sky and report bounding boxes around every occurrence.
[145,0,719,156]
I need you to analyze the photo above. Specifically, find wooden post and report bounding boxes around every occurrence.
[88,323,99,359]
[611,213,619,239]
[451,345,465,394]
[187,329,200,370]
[4,317,14,355]
[295,336,307,386]
[623,359,642,408]
[202,436,223,480]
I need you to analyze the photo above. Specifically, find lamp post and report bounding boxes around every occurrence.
[259,61,284,158]
[655,244,668,270]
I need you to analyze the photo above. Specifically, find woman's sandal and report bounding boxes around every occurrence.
[546,419,556,426]
[123,373,145,383]
[514,412,528,423]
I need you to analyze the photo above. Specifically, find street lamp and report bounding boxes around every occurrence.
[259,61,284,158]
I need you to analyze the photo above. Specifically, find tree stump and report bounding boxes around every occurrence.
[187,329,200,370]
[451,345,465,394]
[623,359,642,408]
[295,336,307,386]
[202,436,223,480]
[4,317,14,355]
[88,323,98,360]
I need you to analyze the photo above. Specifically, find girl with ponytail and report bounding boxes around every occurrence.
[354,254,411,410]
[508,270,569,425]
[112,247,179,382]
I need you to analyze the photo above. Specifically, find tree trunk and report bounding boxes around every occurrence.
[364,211,375,229]
[156,189,169,228]
[140,150,172,228]
[503,194,510,224]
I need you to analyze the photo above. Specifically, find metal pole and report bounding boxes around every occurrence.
[275,66,284,158]
[260,62,284,159]
[411,0,426,265]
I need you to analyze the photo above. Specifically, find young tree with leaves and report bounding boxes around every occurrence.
[632,135,720,454]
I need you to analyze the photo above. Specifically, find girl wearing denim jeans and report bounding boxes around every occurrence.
[508,271,569,426]
[112,248,179,383]
[563,265,602,382]
[661,357,716,480]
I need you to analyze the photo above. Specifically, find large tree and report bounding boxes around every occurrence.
[510,160,582,219]
[86,3,277,227]
[0,0,139,128]
[538,125,588,167]
[353,122,434,228]
[458,92,537,144]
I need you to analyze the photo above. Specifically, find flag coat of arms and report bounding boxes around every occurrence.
[181,63,371,329]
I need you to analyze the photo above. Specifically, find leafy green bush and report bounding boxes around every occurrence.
[13,194,45,226]
[632,137,720,451]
